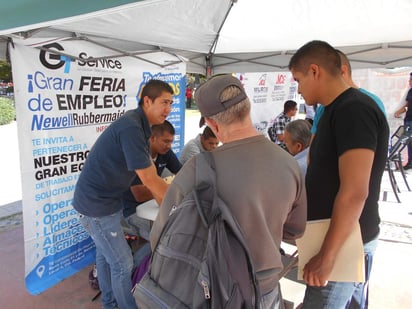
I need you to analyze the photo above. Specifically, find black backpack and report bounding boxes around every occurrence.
[133,152,260,308]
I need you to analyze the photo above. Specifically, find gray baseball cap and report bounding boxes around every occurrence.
[195,74,247,127]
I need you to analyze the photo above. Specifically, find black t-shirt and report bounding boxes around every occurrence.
[405,88,412,121]
[306,88,389,243]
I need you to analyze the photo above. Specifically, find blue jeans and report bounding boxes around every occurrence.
[301,237,378,309]
[125,214,151,241]
[79,211,137,309]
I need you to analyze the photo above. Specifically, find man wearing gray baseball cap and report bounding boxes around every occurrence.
[151,74,307,308]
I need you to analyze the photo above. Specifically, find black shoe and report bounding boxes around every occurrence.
[404,163,412,170]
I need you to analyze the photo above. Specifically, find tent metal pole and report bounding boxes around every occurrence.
[206,0,237,76]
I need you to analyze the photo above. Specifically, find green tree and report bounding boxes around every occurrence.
[0,97,15,125]
[0,60,12,83]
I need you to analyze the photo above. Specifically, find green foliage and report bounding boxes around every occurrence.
[0,60,12,83]
[0,97,15,125]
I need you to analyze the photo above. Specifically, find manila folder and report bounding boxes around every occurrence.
[295,219,365,282]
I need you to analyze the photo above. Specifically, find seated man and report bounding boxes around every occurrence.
[283,119,312,175]
[179,124,219,164]
[122,120,182,241]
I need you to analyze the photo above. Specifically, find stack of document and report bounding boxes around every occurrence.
[295,219,365,282]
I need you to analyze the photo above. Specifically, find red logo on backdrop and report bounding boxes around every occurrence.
[258,74,266,86]
[276,74,287,84]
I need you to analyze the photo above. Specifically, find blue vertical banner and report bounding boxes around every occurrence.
[9,40,186,294]
[169,73,186,157]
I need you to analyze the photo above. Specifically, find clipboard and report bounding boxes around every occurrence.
[295,219,365,282]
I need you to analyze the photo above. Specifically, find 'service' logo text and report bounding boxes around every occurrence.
[39,43,122,73]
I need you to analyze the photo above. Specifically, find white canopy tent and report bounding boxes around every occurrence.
[1,0,412,74]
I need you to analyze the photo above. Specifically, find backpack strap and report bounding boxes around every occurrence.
[194,152,216,228]
[195,151,215,185]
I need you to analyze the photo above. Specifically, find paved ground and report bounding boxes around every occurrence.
[1,111,412,308]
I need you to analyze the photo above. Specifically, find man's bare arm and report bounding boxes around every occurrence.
[135,163,169,206]
[395,102,408,118]
[130,184,153,202]
[303,148,374,286]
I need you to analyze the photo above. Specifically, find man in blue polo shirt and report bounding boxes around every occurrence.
[73,79,174,309]
[122,119,182,271]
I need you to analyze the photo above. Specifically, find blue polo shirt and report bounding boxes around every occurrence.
[73,108,152,217]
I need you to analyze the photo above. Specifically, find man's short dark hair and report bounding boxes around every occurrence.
[151,120,175,136]
[289,40,341,76]
[202,126,217,139]
[139,79,174,106]
[284,100,297,113]
[336,49,352,76]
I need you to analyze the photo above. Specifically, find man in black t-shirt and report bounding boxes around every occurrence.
[289,41,389,309]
